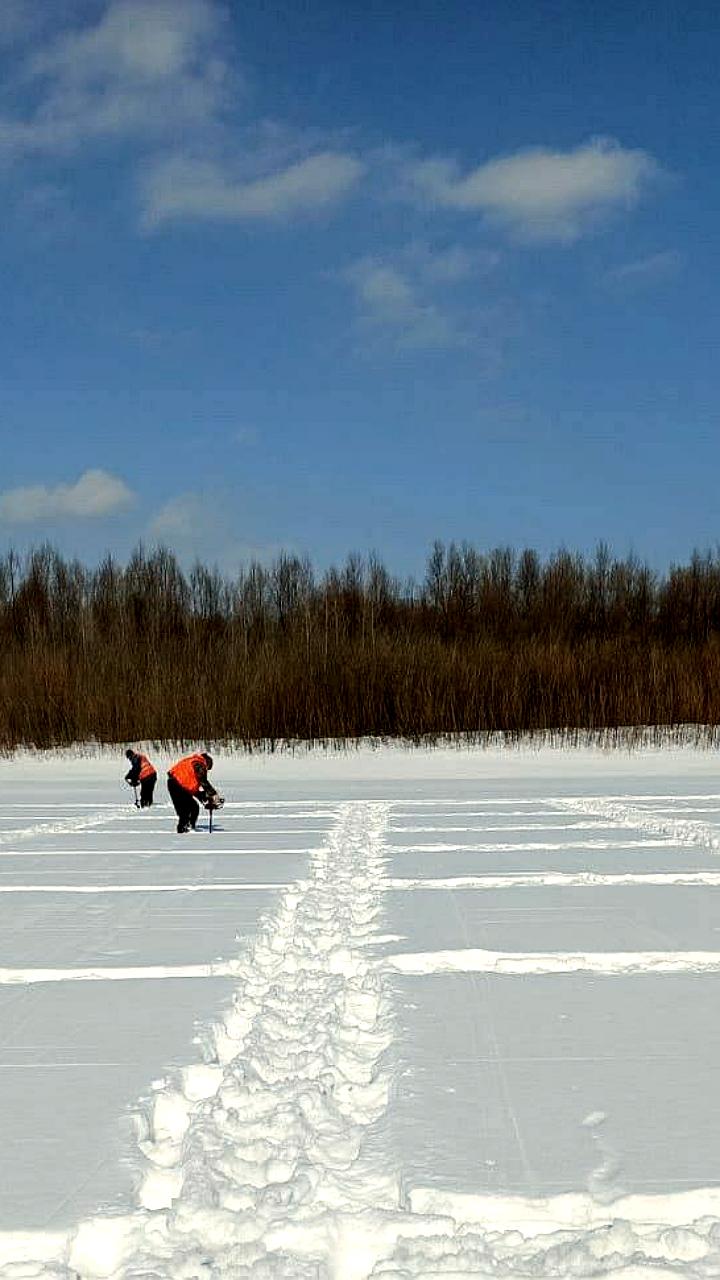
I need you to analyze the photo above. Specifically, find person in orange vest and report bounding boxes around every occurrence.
[124,748,157,808]
[167,751,220,833]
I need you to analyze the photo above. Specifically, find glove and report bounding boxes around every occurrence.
[203,794,224,811]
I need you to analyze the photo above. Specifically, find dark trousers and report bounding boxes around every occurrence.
[140,774,157,807]
[167,775,199,832]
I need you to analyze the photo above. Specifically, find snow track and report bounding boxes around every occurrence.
[387,871,720,888]
[385,946,720,975]
[390,838,673,852]
[551,794,720,853]
[0,808,126,848]
[0,962,245,984]
[130,799,399,1277]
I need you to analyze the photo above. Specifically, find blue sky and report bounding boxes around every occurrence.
[0,0,717,578]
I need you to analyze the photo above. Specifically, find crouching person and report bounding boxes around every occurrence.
[167,751,219,834]
[124,748,157,807]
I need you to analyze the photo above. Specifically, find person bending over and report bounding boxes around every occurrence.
[167,751,220,834]
[124,748,157,808]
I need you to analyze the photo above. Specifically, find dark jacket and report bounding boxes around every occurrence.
[125,752,156,785]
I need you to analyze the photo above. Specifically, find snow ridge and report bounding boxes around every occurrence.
[391,838,672,853]
[550,794,720,854]
[385,947,720,976]
[0,808,127,847]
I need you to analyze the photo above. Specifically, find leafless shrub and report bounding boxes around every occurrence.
[2,542,720,748]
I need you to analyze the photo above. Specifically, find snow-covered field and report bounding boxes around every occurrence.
[2,740,720,1278]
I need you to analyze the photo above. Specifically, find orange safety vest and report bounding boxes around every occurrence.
[168,753,206,793]
[137,753,156,781]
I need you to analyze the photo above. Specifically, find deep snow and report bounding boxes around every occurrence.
[1,741,720,1277]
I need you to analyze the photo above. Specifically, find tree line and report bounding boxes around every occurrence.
[2,541,720,748]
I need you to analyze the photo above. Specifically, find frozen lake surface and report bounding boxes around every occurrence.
[2,740,720,1277]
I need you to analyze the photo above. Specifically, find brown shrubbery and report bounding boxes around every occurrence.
[2,541,720,749]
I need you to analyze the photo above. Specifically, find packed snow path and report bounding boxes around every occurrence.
[129,800,397,1275]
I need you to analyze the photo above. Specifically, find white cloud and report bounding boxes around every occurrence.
[404,138,662,242]
[413,244,478,283]
[0,0,229,156]
[402,241,501,284]
[148,494,282,571]
[343,257,469,351]
[0,470,134,523]
[30,0,220,83]
[141,150,365,226]
[149,494,201,539]
[340,238,503,353]
[606,249,683,287]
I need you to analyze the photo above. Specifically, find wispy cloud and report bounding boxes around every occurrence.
[148,494,282,571]
[141,150,365,227]
[342,241,500,353]
[606,249,683,288]
[402,138,662,242]
[402,240,501,283]
[149,494,201,540]
[0,4,368,234]
[343,257,469,351]
[0,0,229,156]
[0,470,134,523]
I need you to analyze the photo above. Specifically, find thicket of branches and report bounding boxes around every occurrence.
[3,540,720,748]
